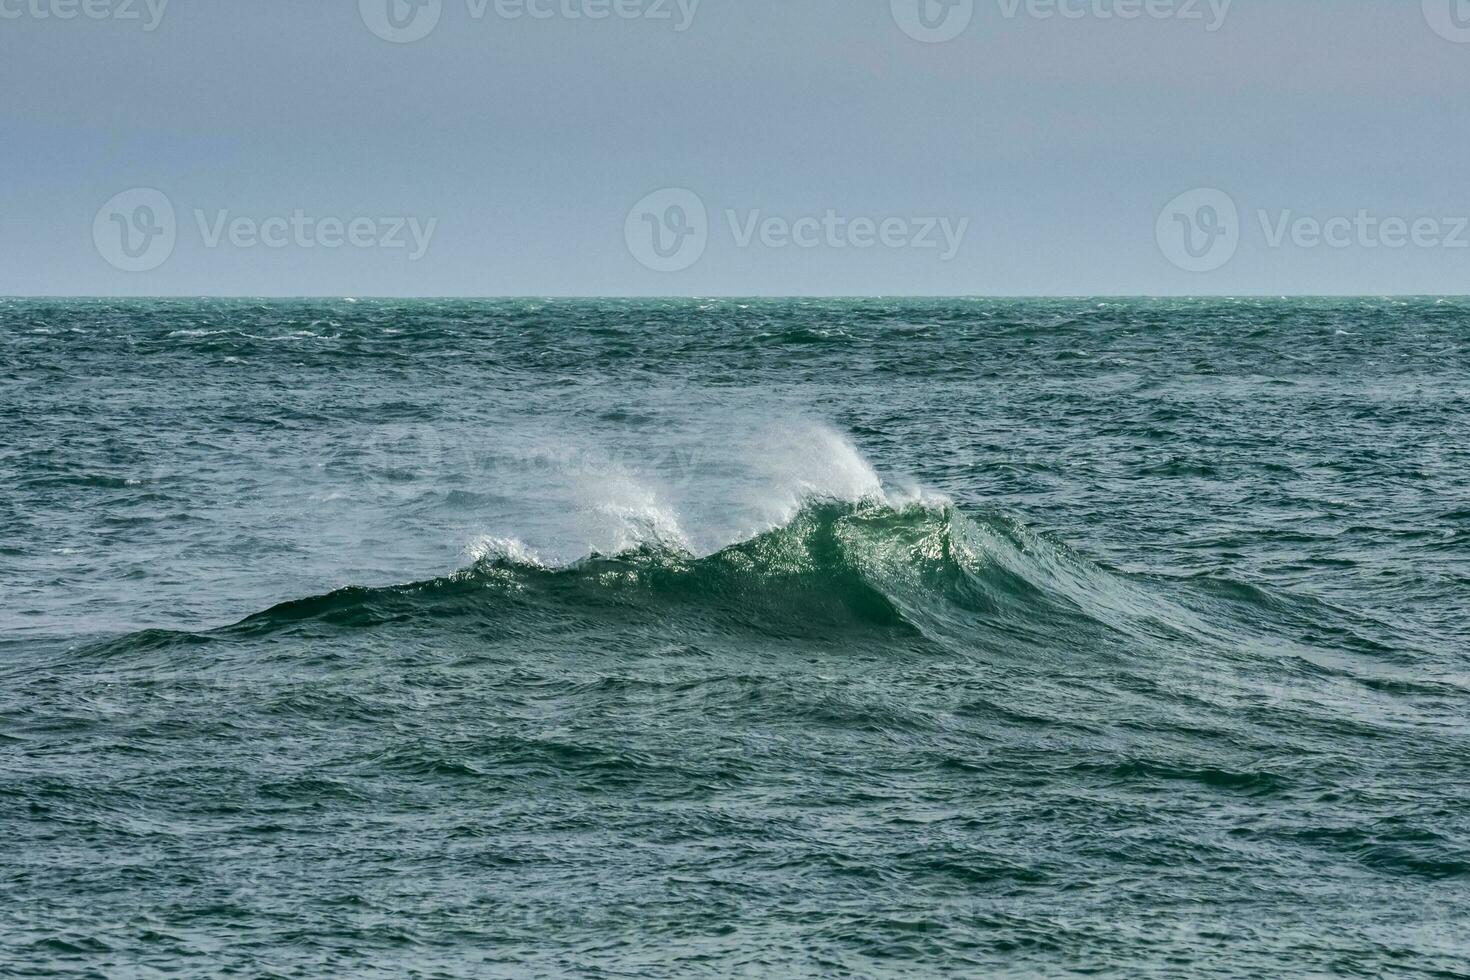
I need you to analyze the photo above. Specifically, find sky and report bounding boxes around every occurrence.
[1,0,1467,296]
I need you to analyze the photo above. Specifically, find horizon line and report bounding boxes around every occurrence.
[5,294,1470,302]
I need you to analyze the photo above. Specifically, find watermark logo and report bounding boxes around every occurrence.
[1158,188,1469,272]
[997,0,1231,30]
[1257,210,1468,250]
[1423,0,1470,42]
[626,188,971,272]
[332,425,710,502]
[93,188,177,273]
[193,209,437,259]
[0,0,170,30]
[626,188,709,273]
[347,423,458,498]
[1156,188,1240,273]
[92,188,438,272]
[362,0,700,43]
[892,0,974,43]
[725,210,969,260]
[895,0,1230,41]
[359,0,442,43]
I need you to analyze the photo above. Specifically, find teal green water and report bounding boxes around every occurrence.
[2,298,1468,977]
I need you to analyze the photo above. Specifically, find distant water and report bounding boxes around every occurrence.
[2,298,1467,977]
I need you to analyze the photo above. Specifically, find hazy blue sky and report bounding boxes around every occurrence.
[2,0,1467,295]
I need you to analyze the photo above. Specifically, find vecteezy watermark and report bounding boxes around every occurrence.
[58,667,441,722]
[724,210,970,260]
[360,0,701,43]
[359,0,441,42]
[624,188,709,272]
[194,209,437,260]
[891,0,1230,42]
[625,187,970,272]
[1157,187,1470,273]
[891,0,975,43]
[1423,0,1470,43]
[1156,188,1240,273]
[1257,210,1470,251]
[93,188,177,273]
[334,422,709,500]
[995,0,1231,29]
[0,0,169,30]
[93,188,438,272]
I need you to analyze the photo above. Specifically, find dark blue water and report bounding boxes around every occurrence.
[2,298,1468,977]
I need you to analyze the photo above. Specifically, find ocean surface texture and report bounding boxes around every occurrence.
[2,298,1467,978]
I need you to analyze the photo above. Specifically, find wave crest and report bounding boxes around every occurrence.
[225,496,1122,655]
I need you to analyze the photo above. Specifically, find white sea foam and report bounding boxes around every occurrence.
[466,535,545,568]
[464,419,926,565]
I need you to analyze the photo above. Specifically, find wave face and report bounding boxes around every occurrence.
[217,494,1182,668]
[204,498,1110,656]
[4,298,1469,978]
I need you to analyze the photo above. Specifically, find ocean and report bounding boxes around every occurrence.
[2,297,1467,977]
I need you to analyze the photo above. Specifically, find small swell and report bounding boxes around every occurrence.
[79,490,1363,685]
[196,494,1211,666]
